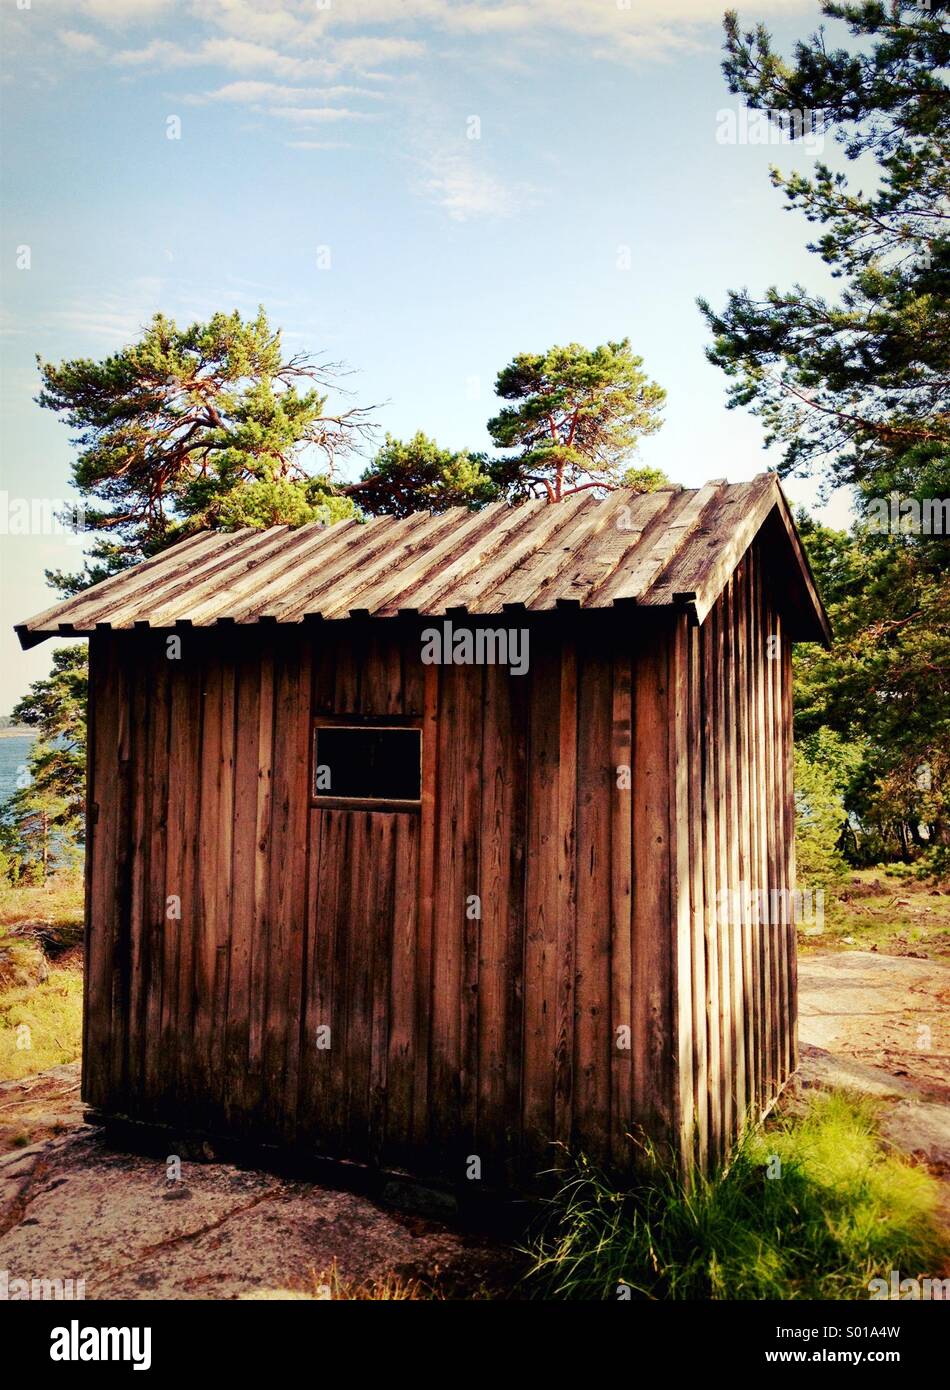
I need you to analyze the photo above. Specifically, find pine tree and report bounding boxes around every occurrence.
[1,648,88,882]
[486,340,666,502]
[699,3,949,504]
[38,307,373,595]
[346,432,504,517]
[700,2,949,872]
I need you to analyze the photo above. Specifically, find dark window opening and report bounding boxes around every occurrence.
[313,725,421,804]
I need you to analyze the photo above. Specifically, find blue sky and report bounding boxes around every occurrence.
[1,0,855,710]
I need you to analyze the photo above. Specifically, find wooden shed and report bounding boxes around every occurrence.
[17,473,829,1188]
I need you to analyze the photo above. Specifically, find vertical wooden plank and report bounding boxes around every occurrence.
[223,641,262,1129]
[108,638,134,1110]
[759,550,777,1107]
[262,634,308,1137]
[763,585,787,1090]
[297,811,326,1144]
[283,633,312,1136]
[759,572,777,1097]
[158,651,183,1117]
[429,660,481,1169]
[210,643,236,1113]
[331,810,356,1151]
[522,635,563,1172]
[743,556,763,1116]
[263,636,289,1131]
[504,663,529,1183]
[300,809,351,1152]
[411,661,438,1150]
[143,639,171,1109]
[734,558,757,1127]
[723,579,747,1145]
[124,634,151,1113]
[401,619,425,718]
[194,641,223,1116]
[460,666,483,1163]
[358,625,385,714]
[768,594,791,1086]
[80,638,98,1106]
[385,812,420,1163]
[334,622,362,713]
[428,658,460,1163]
[610,635,635,1172]
[368,815,397,1163]
[700,613,722,1166]
[782,617,799,1074]
[553,632,578,1157]
[575,630,613,1167]
[83,635,116,1112]
[475,662,517,1176]
[341,813,382,1160]
[311,624,337,715]
[712,600,734,1150]
[750,547,774,1110]
[686,623,709,1173]
[668,615,695,1174]
[246,635,275,1116]
[631,620,674,1151]
[171,640,204,1120]
[778,602,793,1084]
[762,562,781,1097]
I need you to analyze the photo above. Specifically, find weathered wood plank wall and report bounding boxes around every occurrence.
[83,532,797,1186]
[670,541,798,1171]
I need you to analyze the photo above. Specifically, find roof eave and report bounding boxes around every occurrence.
[686,477,831,648]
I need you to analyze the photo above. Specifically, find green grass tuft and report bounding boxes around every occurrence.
[522,1091,946,1300]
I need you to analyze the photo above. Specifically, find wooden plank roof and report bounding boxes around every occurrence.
[15,473,831,648]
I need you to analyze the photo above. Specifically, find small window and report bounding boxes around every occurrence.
[313,724,421,805]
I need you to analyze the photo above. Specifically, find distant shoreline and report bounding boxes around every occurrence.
[0,727,34,739]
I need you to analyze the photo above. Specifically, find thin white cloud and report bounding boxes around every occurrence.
[418,150,528,222]
[264,106,370,124]
[330,36,425,67]
[193,81,384,105]
[48,279,166,345]
[113,37,311,76]
[111,33,421,81]
[112,39,199,68]
[59,30,106,55]
[286,140,352,150]
[440,4,537,35]
[77,0,177,24]
[40,278,296,350]
[198,0,303,46]
[594,26,708,64]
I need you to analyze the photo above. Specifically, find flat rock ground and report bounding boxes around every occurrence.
[797,951,950,1166]
[796,950,950,1249]
[0,1072,520,1299]
[0,951,948,1299]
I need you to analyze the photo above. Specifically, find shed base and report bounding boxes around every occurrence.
[82,1108,540,1237]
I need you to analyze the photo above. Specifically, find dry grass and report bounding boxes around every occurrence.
[303,1260,442,1300]
[0,872,84,1082]
[0,871,84,941]
[800,868,950,961]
